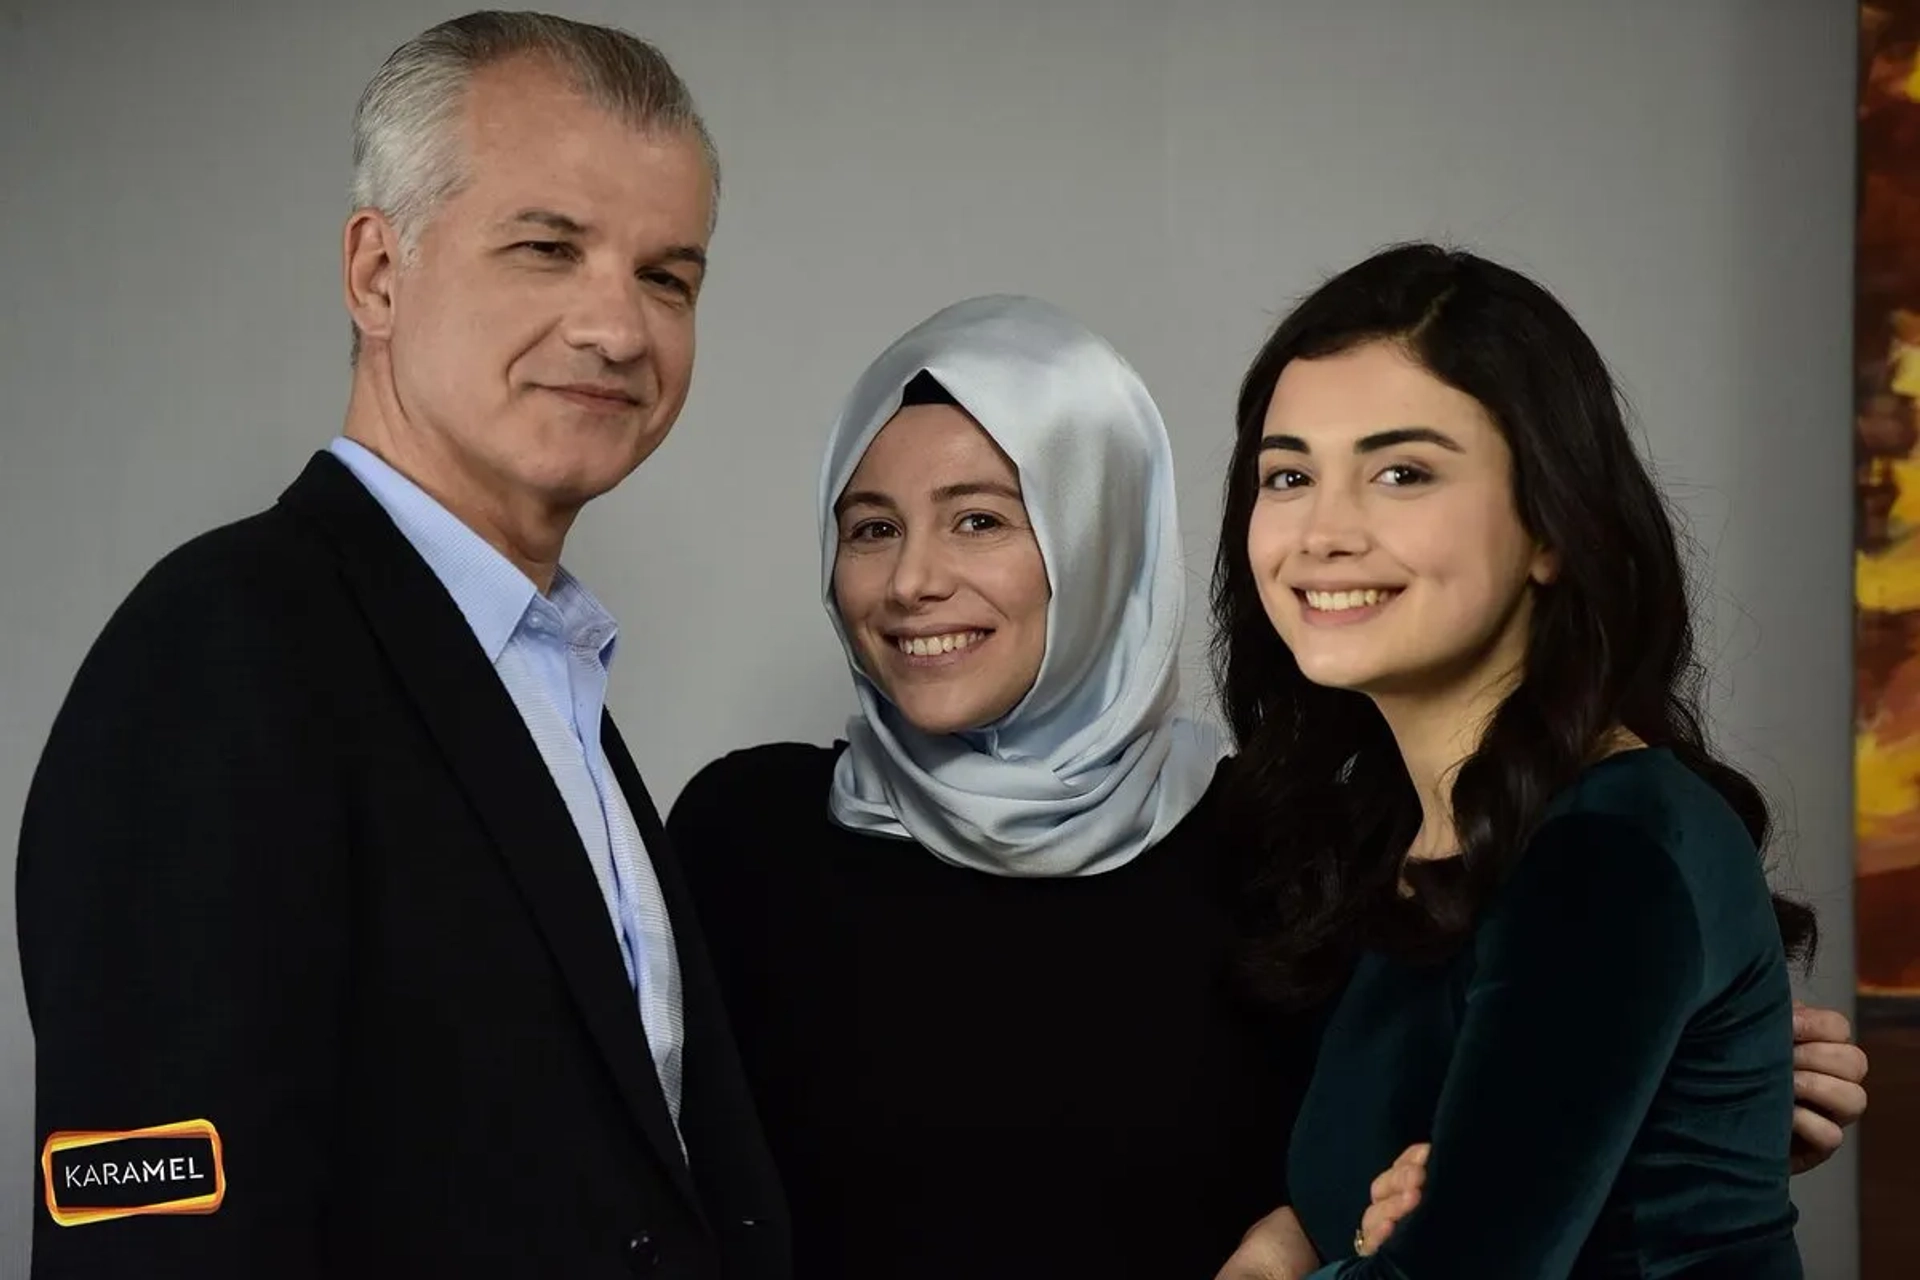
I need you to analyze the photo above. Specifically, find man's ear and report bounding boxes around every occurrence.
[344,208,402,348]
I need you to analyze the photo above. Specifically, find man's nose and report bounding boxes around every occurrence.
[564,271,653,366]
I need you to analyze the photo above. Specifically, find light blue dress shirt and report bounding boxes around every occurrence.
[328,438,684,1132]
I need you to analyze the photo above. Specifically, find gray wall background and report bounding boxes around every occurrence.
[0,0,1860,1275]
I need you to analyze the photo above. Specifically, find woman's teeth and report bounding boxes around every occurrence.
[895,630,987,656]
[1304,588,1395,612]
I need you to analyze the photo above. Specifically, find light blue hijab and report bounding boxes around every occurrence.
[818,295,1225,877]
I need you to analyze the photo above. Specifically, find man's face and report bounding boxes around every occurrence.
[374,55,714,519]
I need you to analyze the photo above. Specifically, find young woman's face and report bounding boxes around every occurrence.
[1246,340,1555,702]
[831,404,1051,734]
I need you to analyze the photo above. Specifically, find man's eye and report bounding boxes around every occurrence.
[641,270,695,299]
[516,241,574,259]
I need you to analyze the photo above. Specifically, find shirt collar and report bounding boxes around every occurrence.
[532,566,622,669]
[328,437,618,665]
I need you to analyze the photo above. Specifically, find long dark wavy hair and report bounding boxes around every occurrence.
[1211,242,1818,1009]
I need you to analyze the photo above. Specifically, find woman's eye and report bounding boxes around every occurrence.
[958,513,1005,533]
[1378,464,1432,487]
[847,520,898,542]
[1260,468,1310,490]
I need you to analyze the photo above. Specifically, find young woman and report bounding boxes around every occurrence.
[668,294,1313,1278]
[670,291,1864,1279]
[1212,243,1826,1277]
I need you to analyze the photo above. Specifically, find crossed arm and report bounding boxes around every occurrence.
[1215,822,1870,1280]
[1217,1001,1867,1280]
[1347,1001,1869,1256]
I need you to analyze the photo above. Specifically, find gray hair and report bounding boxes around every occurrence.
[348,10,719,357]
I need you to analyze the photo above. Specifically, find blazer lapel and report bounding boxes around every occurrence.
[601,718,789,1231]
[277,452,703,1215]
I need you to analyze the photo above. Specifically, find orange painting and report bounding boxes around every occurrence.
[1855,5,1920,1274]
[1857,7,1920,992]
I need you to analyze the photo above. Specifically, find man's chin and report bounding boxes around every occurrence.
[520,439,665,506]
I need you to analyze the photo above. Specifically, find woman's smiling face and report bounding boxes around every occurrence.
[831,403,1052,734]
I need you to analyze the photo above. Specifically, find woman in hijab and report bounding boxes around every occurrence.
[667,294,1866,1280]
[668,295,1309,1278]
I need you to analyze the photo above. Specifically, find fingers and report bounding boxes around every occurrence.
[1793,1106,1845,1153]
[1793,1069,1870,1128]
[1358,1191,1419,1256]
[1366,1146,1429,1209]
[1361,1144,1430,1257]
[1792,1003,1854,1048]
[1790,1107,1846,1174]
[1367,1143,1430,1196]
[1794,1039,1870,1085]
[1369,1162,1424,1202]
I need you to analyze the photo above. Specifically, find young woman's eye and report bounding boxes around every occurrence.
[844,519,899,543]
[1260,467,1311,491]
[1377,464,1433,487]
[958,512,1006,534]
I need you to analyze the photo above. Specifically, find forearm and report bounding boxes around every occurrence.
[1315,819,1707,1278]
[1217,1206,1320,1280]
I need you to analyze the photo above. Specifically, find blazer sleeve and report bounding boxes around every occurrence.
[17,563,351,1278]
[1301,814,1710,1280]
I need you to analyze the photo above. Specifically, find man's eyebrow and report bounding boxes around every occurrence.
[497,208,591,236]
[657,245,708,272]
[496,211,708,274]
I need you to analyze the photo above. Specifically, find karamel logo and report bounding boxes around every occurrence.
[42,1119,225,1227]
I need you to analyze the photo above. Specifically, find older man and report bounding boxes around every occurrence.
[18,13,786,1278]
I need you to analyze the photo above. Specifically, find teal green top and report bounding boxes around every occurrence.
[1288,748,1801,1278]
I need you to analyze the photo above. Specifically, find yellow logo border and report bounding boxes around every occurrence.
[42,1118,226,1227]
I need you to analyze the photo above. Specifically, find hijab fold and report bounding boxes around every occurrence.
[819,295,1224,877]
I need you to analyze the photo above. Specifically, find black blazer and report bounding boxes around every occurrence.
[16,452,790,1279]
